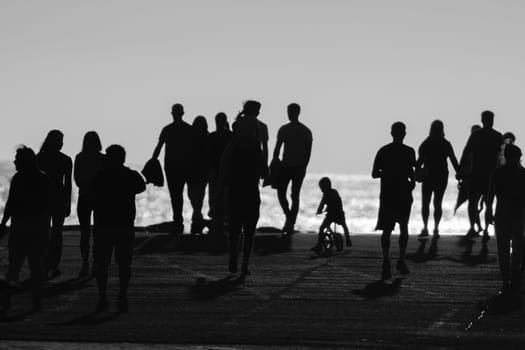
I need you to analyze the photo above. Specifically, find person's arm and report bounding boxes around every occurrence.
[73,154,81,188]
[132,170,147,195]
[64,157,73,217]
[272,128,283,161]
[408,148,416,189]
[458,134,474,179]
[415,142,425,170]
[152,128,165,160]
[371,149,382,179]
[261,126,269,168]
[447,142,461,177]
[305,130,313,168]
[486,171,498,224]
[316,195,326,215]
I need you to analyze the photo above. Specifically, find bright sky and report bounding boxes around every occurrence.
[1,1,525,173]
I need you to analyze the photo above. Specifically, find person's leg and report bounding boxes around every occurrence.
[495,222,511,288]
[166,171,185,234]
[77,195,91,275]
[381,229,393,279]
[398,223,409,262]
[277,168,292,230]
[46,213,65,278]
[420,181,431,236]
[188,176,205,233]
[208,172,218,219]
[288,168,306,232]
[27,237,46,310]
[228,217,241,273]
[468,189,482,235]
[341,220,352,247]
[93,230,113,310]
[115,230,134,312]
[432,178,447,236]
[316,217,331,247]
[240,196,260,275]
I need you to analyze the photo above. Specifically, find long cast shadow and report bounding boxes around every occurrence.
[190,275,245,300]
[447,239,495,266]
[55,310,120,326]
[406,237,441,263]
[352,278,403,299]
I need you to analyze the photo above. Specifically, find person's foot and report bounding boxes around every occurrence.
[241,264,251,277]
[346,238,352,247]
[482,230,490,242]
[47,269,61,281]
[381,260,392,280]
[418,228,429,238]
[465,228,480,239]
[191,221,205,234]
[118,296,128,313]
[78,262,89,278]
[96,297,109,313]
[310,244,321,252]
[396,259,410,275]
[32,297,42,311]
[228,255,238,273]
[432,229,440,239]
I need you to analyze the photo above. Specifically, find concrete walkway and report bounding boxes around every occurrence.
[0,230,523,349]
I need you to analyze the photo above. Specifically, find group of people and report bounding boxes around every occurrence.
[0,100,314,312]
[373,110,525,309]
[0,104,523,313]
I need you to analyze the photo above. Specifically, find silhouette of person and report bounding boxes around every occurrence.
[37,130,72,280]
[416,120,460,238]
[486,144,525,309]
[498,132,516,167]
[272,103,313,235]
[311,177,351,252]
[91,145,146,313]
[459,111,503,240]
[0,147,54,311]
[372,122,416,280]
[151,104,195,235]
[188,116,209,234]
[207,112,232,233]
[74,131,105,277]
[221,100,266,276]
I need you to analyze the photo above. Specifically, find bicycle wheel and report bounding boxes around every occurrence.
[321,227,334,253]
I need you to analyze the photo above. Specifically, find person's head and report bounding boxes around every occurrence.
[504,144,522,166]
[105,144,126,167]
[171,103,184,121]
[215,112,229,131]
[503,132,516,144]
[241,100,261,117]
[391,122,406,142]
[40,129,64,152]
[81,131,102,154]
[481,110,494,128]
[319,177,332,193]
[192,115,208,135]
[14,146,37,172]
[471,124,481,134]
[429,120,444,138]
[287,103,301,122]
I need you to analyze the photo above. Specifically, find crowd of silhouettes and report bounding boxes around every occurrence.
[0,105,524,314]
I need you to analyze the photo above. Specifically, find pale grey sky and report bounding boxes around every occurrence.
[1,1,524,173]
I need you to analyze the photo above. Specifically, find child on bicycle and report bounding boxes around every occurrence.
[311,177,352,252]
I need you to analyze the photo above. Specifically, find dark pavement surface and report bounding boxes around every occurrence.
[0,230,524,349]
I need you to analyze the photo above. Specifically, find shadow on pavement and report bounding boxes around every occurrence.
[190,275,244,300]
[55,311,120,326]
[352,278,403,299]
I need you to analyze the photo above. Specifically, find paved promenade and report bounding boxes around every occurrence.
[0,229,524,349]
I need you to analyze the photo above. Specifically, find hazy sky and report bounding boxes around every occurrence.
[2,1,524,173]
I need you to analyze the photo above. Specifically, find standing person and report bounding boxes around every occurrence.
[221,100,267,277]
[459,111,503,240]
[188,116,209,234]
[37,130,72,280]
[0,147,53,311]
[416,120,460,238]
[74,131,105,277]
[272,103,313,235]
[151,104,195,235]
[92,145,146,313]
[207,112,232,234]
[486,144,525,309]
[372,122,416,280]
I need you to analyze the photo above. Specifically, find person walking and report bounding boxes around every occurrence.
[92,145,146,313]
[272,103,312,235]
[151,104,195,235]
[188,116,209,234]
[37,130,72,280]
[372,122,416,280]
[416,120,460,238]
[0,147,54,311]
[74,131,105,277]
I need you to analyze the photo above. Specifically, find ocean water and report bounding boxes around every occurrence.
[0,162,471,234]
